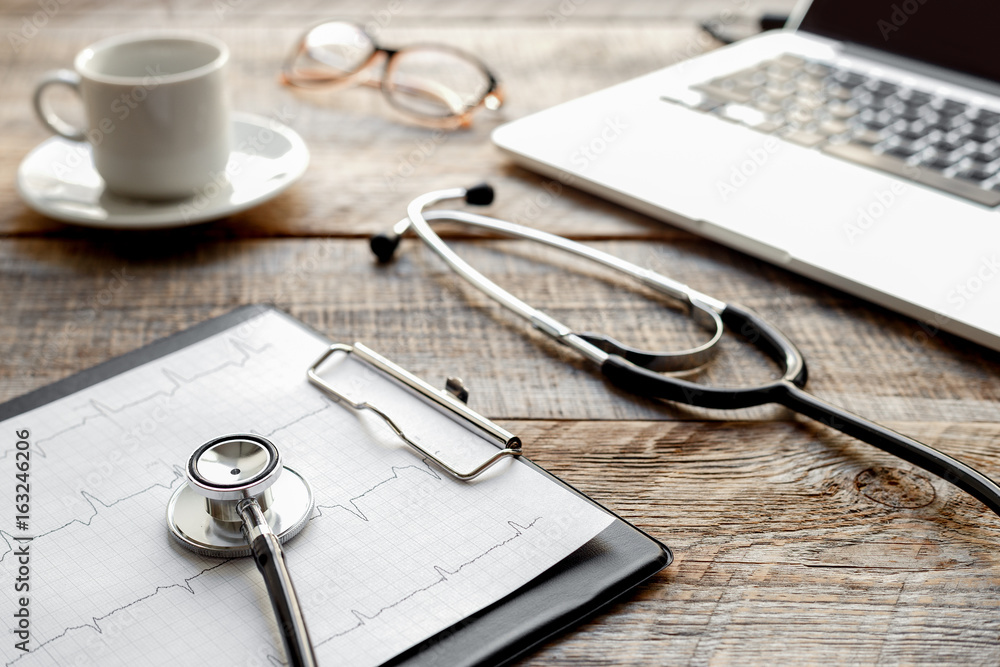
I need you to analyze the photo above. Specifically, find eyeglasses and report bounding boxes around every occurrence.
[281,21,504,129]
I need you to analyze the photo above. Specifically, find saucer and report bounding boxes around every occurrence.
[16,112,309,229]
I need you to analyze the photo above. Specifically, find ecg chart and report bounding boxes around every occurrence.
[0,311,612,666]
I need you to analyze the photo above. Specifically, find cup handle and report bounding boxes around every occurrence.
[33,69,86,142]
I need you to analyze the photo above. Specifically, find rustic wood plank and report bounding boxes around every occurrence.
[0,20,753,239]
[3,238,997,424]
[0,0,799,22]
[509,419,1000,666]
[2,2,998,665]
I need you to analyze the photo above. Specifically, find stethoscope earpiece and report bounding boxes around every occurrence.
[463,182,494,206]
[370,231,402,264]
[371,183,495,264]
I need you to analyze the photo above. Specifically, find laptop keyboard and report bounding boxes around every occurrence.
[670,54,1000,207]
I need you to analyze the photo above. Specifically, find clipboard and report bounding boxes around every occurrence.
[0,305,671,666]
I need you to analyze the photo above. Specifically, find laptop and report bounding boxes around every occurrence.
[492,0,1000,351]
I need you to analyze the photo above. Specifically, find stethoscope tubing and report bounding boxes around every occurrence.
[239,499,318,667]
[172,434,317,667]
[602,303,1000,517]
[388,185,1000,522]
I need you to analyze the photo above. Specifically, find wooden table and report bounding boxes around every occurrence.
[4,1,1000,664]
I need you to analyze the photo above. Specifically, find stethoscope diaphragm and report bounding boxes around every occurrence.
[166,434,317,666]
[166,434,314,557]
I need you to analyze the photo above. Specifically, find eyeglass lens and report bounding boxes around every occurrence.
[304,22,375,77]
[385,48,491,118]
[303,22,492,118]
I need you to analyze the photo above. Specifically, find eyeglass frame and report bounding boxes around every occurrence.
[281,20,504,129]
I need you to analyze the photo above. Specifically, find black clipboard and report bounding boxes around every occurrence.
[0,305,671,666]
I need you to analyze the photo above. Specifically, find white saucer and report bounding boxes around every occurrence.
[16,112,309,229]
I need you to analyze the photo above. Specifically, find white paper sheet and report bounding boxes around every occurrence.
[0,311,612,666]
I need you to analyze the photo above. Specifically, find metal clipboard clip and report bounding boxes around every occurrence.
[307,343,522,481]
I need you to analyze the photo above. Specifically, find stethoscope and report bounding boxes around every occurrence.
[166,434,318,667]
[162,185,1000,667]
[371,184,1000,521]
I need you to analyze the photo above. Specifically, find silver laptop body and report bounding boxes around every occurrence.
[493,0,1000,350]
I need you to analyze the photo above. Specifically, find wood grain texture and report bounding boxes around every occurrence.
[2,0,999,665]
[2,238,998,424]
[511,419,1000,666]
[0,1,799,22]
[0,15,778,239]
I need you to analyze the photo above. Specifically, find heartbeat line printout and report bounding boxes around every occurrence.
[0,310,613,666]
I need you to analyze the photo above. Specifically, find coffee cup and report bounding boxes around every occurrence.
[33,32,232,200]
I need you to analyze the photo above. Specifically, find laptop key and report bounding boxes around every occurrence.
[683,55,1000,207]
[786,107,816,127]
[827,101,859,119]
[898,106,931,123]
[804,61,833,78]
[822,142,1000,206]
[920,153,961,171]
[898,92,933,107]
[825,84,854,101]
[892,122,935,143]
[880,142,924,161]
[972,109,1000,126]
[796,77,824,94]
[955,166,999,183]
[933,99,968,116]
[749,98,783,115]
[832,70,867,88]
[715,103,774,130]
[763,84,795,100]
[850,128,887,147]
[780,128,826,147]
[969,147,1000,164]
[865,80,900,97]
[965,125,1000,144]
[868,96,902,113]
[858,116,894,132]
[692,83,752,104]
[790,94,825,110]
[818,119,851,136]
[932,136,970,154]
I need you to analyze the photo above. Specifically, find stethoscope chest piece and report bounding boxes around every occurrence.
[166,434,314,558]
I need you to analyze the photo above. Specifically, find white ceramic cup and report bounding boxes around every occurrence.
[33,33,232,200]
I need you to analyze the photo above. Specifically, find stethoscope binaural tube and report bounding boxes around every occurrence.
[166,434,317,667]
[373,185,726,373]
[372,184,1000,522]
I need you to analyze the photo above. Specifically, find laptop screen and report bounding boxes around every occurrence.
[799,1,1000,85]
